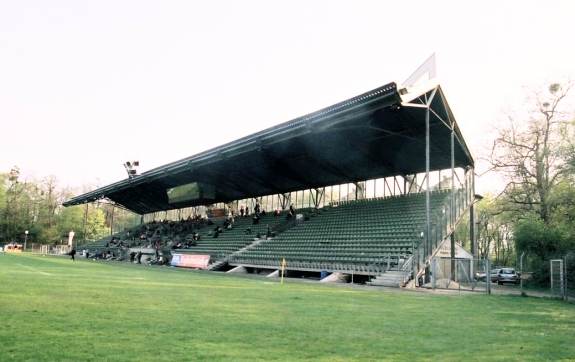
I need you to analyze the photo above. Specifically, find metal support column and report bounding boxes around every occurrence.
[425,105,431,263]
[470,169,477,256]
[450,121,456,280]
[451,126,455,227]
[450,233,456,281]
[470,203,475,256]
[82,203,89,243]
[110,205,115,236]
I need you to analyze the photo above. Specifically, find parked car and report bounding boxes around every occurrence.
[490,268,501,282]
[475,270,487,281]
[497,268,520,285]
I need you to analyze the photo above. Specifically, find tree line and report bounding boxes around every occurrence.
[456,82,575,285]
[0,168,139,246]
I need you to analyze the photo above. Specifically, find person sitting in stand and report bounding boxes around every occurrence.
[274,209,281,217]
[254,202,261,215]
[266,225,273,239]
[260,209,266,217]
[252,214,260,225]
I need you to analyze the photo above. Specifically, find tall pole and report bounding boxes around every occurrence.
[470,170,477,256]
[470,202,475,256]
[450,124,456,280]
[425,105,431,264]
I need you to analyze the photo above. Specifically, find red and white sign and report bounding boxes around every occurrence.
[171,253,211,269]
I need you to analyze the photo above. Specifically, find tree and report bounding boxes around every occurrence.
[490,82,573,224]
[57,205,85,241]
[454,194,515,265]
[84,207,109,241]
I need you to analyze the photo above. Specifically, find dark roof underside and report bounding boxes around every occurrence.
[64,82,473,214]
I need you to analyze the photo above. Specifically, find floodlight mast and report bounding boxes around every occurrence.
[124,161,140,179]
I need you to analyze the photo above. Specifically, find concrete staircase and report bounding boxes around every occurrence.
[208,238,267,271]
[368,271,411,287]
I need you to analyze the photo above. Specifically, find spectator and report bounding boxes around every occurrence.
[266,225,273,239]
[240,206,245,217]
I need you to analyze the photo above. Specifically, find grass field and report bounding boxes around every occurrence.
[1,254,574,361]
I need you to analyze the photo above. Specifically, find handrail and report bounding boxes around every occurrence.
[411,186,473,279]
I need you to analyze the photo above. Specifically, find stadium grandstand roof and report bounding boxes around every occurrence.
[63,81,473,214]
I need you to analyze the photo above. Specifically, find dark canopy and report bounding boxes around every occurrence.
[64,82,473,214]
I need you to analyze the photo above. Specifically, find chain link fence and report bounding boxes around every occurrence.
[519,252,574,302]
[430,257,490,292]
[428,255,572,301]
[30,243,71,256]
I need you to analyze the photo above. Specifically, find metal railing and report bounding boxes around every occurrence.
[412,185,473,281]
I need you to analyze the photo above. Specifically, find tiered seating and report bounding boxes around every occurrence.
[229,191,450,274]
[177,211,290,263]
[78,209,294,265]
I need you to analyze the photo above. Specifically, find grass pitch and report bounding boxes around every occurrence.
[1,254,574,361]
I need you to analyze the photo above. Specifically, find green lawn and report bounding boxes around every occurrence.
[1,254,574,361]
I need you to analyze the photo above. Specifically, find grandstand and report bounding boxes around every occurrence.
[229,191,450,273]
[64,80,476,286]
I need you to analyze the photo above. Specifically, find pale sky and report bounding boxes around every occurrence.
[1,0,574,195]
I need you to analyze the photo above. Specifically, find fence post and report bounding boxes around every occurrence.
[486,259,491,295]
[431,257,436,289]
[520,252,525,295]
[564,255,568,301]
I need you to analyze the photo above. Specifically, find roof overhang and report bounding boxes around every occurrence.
[64,82,474,214]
